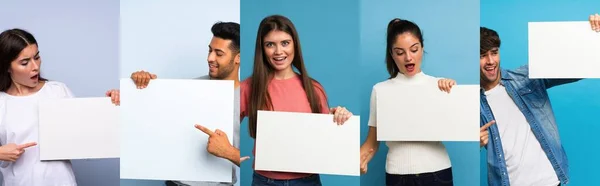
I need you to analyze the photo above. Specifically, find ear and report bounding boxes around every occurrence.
[234,53,240,65]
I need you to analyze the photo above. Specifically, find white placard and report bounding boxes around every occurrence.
[376,84,479,141]
[119,79,234,182]
[528,21,600,78]
[255,111,360,176]
[39,97,119,160]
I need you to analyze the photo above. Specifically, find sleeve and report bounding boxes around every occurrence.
[240,79,249,121]
[542,78,582,89]
[313,82,330,114]
[367,87,377,127]
[62,84,75,98]
[514,65,581,89]
[49,82,75,98]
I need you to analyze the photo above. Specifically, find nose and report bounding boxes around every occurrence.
[31,60,40,71]
[486,54,494,65]
[207,51,216,63]
[404,52,413,62]
[274,45,283,55]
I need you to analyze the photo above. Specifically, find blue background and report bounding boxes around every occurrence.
[240,0,361,185]
[360,0,480,186]
[480,1,600,185]
[0,0,119,185]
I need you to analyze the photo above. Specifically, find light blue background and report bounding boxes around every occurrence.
[119,0,240,185]
[360,0,480,186]
[119,0,240,79]
[0,0,119,185]
[240,0,360,185]
[481,1,600,185]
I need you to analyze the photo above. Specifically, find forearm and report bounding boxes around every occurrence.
[543,78,582,89]
[361,137,379,152]
[225,146,241,167]
[361,127,380,161]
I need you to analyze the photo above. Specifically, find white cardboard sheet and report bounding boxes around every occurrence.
[528,21,600,78]
[39,97,119,160]
[376,84,479,141]
[255,111,360,176]
[119,79,234,182]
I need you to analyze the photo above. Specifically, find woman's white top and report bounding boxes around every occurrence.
[369,72,452,175]
[0,81,77,186]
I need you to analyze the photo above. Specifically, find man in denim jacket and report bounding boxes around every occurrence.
[479,14,600,186]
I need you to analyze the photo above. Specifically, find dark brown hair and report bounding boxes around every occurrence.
[248,15,325,138]
[0,29,47,92]
[211,22,240,53]
[385,18,424,79]
[480,27,501,55]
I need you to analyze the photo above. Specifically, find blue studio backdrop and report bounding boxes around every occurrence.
[360,0,480,186]
[480,1,600,185]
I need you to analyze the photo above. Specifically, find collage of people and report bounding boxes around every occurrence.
[0,0,599,186]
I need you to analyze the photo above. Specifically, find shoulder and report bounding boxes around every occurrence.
[309,79,327,98]
[240,77,252,96]
[44,81,70,90]
[372,78,395,90]
[241,78,251,89]
[502,65,538,87]
[308,78,328,100]
[504,65,530,79]
[43,81,73,97]
[424,73,442,81]
[310,78,325,91]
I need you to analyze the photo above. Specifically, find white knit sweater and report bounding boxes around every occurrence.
[368,72,452,174]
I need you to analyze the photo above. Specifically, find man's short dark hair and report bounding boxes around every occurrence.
[211,22,240,53]
[480,27,501,55]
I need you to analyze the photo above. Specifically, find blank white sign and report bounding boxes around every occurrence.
[119,79,234,182]
[376,84,479,141]
[528,21,600,78]
[255,111,360,176]
[38,97,119,160]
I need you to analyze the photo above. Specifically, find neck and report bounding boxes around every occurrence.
[6,81,43,96]
[399,70,423,78]
[481,74,501,91]
[273,67,295,80]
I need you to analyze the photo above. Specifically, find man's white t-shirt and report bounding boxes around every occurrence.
[485,84,559,186]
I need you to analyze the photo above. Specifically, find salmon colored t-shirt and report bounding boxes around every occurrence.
[240,74,329,180]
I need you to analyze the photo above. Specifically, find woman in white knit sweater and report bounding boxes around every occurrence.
[359,18,456,186]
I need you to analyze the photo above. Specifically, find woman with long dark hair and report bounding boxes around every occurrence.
[240,15,353,186]
[359,19,457,186]
[0,28,118,185]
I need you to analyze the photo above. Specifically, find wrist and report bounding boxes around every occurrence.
[225,145,239,161]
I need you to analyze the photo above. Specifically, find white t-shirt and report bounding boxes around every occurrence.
[369,72,451,174]
[0,81,77,186]
[485,84,559,186]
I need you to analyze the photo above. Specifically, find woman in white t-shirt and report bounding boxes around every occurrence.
[359,19,457,186]
[0,28,119,186]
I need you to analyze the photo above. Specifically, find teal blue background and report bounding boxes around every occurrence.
[240,0,361,185]
[360,0,480,186]
[480,1,600,185]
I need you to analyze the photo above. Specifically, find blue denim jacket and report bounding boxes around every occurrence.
[480,65,580,186]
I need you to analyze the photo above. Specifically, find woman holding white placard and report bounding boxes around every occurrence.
[358,19,458,186]
[0,29,118,186]
[240,15,354,186]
